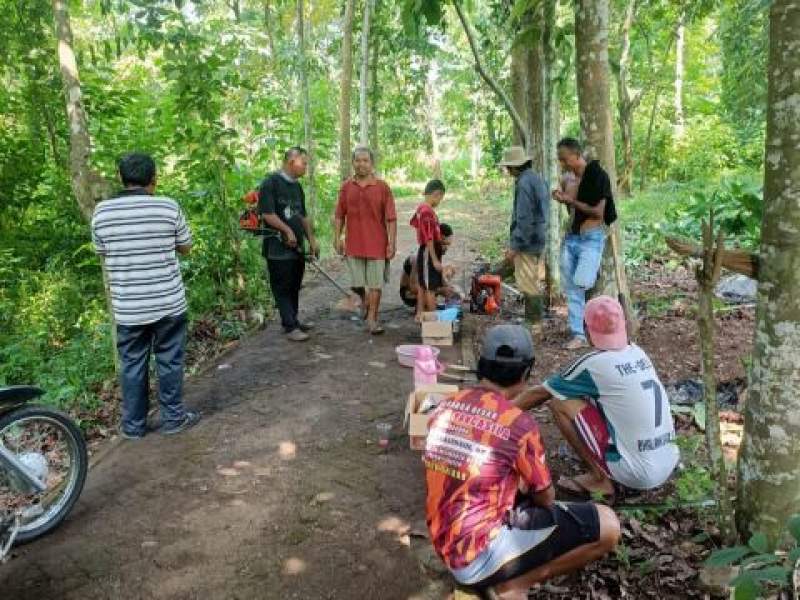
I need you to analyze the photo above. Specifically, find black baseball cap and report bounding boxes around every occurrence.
[480,324,534,364]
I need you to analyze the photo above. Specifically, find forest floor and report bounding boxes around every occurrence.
[0,192,755,599]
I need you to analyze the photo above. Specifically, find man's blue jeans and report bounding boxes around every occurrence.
[116,313,188,436]
[561,228,606,340]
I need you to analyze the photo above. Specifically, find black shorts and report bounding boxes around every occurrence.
[416,245,443,291]
[475,500,600,589]
[399,285,417,307]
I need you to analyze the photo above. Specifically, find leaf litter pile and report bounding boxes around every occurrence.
[528,509,714,599]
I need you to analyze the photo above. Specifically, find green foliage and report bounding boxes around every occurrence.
[0,0,770,421]
[665,179,762,249]
[705,518,800,599]
[673,435,715,504]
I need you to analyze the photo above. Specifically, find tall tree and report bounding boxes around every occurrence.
[358,0,374,146]
[426,59,443,178]
[614,0,642,197]
[368,10,380,161]
[52,0,116,369]
[673,11,686,139]
[510,40,527,148]
[513,0,561,301]
[736,0,800,544]
[338,0,356,180]
[575,0,634,328]
[541,0,561,304]
[296,0,317,215]
[52,0,109,222]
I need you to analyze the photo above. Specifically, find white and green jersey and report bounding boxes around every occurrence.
[543,344,679,489]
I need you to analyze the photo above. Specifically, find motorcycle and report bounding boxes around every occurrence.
[0,386,87,561]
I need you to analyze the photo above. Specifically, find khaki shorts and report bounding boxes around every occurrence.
[347,257,388,290]
[513,253,544,296]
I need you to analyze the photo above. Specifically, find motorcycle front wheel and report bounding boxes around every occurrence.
[0,405,88,543]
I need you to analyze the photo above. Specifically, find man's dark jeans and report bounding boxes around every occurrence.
[266,257,305,331]
[117,313,188,436]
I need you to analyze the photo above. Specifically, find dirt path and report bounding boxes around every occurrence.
[1,199,456,600]
[1,193,756,599]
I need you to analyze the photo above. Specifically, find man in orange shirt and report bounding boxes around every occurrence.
[424,324,620,598]
[334,147,397,334]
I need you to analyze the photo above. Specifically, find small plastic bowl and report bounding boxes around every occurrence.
[395,344,441,368]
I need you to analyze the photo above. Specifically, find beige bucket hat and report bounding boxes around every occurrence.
[498,145,533,167]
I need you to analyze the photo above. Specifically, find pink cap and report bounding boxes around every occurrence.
[584,296,628,350]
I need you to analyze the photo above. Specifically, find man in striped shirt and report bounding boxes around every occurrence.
[92,153,200,439]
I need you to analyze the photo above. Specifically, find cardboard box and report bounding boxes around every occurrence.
[404,383,459,450]
[420,312,453,346]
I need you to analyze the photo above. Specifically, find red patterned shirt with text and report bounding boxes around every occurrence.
[423,387,552,570]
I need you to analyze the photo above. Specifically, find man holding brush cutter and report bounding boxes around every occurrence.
[258,146,320,342]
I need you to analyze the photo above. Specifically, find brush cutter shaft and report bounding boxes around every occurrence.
[306,258,355,299]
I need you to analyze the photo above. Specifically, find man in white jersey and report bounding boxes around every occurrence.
[92,153,200,439]
[515,296,679,500]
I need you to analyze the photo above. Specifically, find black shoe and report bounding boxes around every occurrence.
[160,411,201,435]
[286,328,310,342]
[298,321,315,332]
[119,426,145,440]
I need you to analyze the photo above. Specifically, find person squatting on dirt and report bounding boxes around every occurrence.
[515,296,680,502]
[410,179,449,321]
[399,222,457,310]
[91,152,200,439]
[499,146,550,327]
[334,146,398,335]
[424,324,620,599]
[552,138,618,350]
[258,146,320,343]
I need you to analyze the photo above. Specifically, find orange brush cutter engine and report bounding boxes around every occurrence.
[470,273,502,316]
[239,189,261,233]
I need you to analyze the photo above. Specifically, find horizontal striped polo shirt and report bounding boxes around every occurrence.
[91,189,192,326]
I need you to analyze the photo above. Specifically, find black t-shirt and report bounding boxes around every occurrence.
[257,171,307,260]
[573,160,617,234]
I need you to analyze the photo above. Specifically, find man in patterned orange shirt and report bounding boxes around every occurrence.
[424,324,620,597]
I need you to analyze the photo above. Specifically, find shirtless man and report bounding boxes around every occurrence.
[552,138,617,349]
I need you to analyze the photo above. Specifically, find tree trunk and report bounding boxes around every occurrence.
[542,0,561,305]
[358,0,373,147]
[53,0,109,222]
[525,3,547,171]
[736,0,800,545]
[510,42,527,148]
[229,0,241,21]
[426,60,442,179]
[674,14,685,140]
[453,0,529,150]
[264,1,277,58]
[470,92,481,180]
[615,0,637,197]
[697,217,736,543]
[297,0,317,217]
[368,2,380,163]
[575,0,636,333]
[52,0,116,370]
[338,0,356,180]
[486,108,498,162]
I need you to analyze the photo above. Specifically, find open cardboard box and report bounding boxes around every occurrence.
[404,383,459,451]
[420,312,453,347]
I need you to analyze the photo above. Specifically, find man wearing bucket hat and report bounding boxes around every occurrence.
[515,296,679,501]
[499,146,550,327]
[424,324,620,597]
